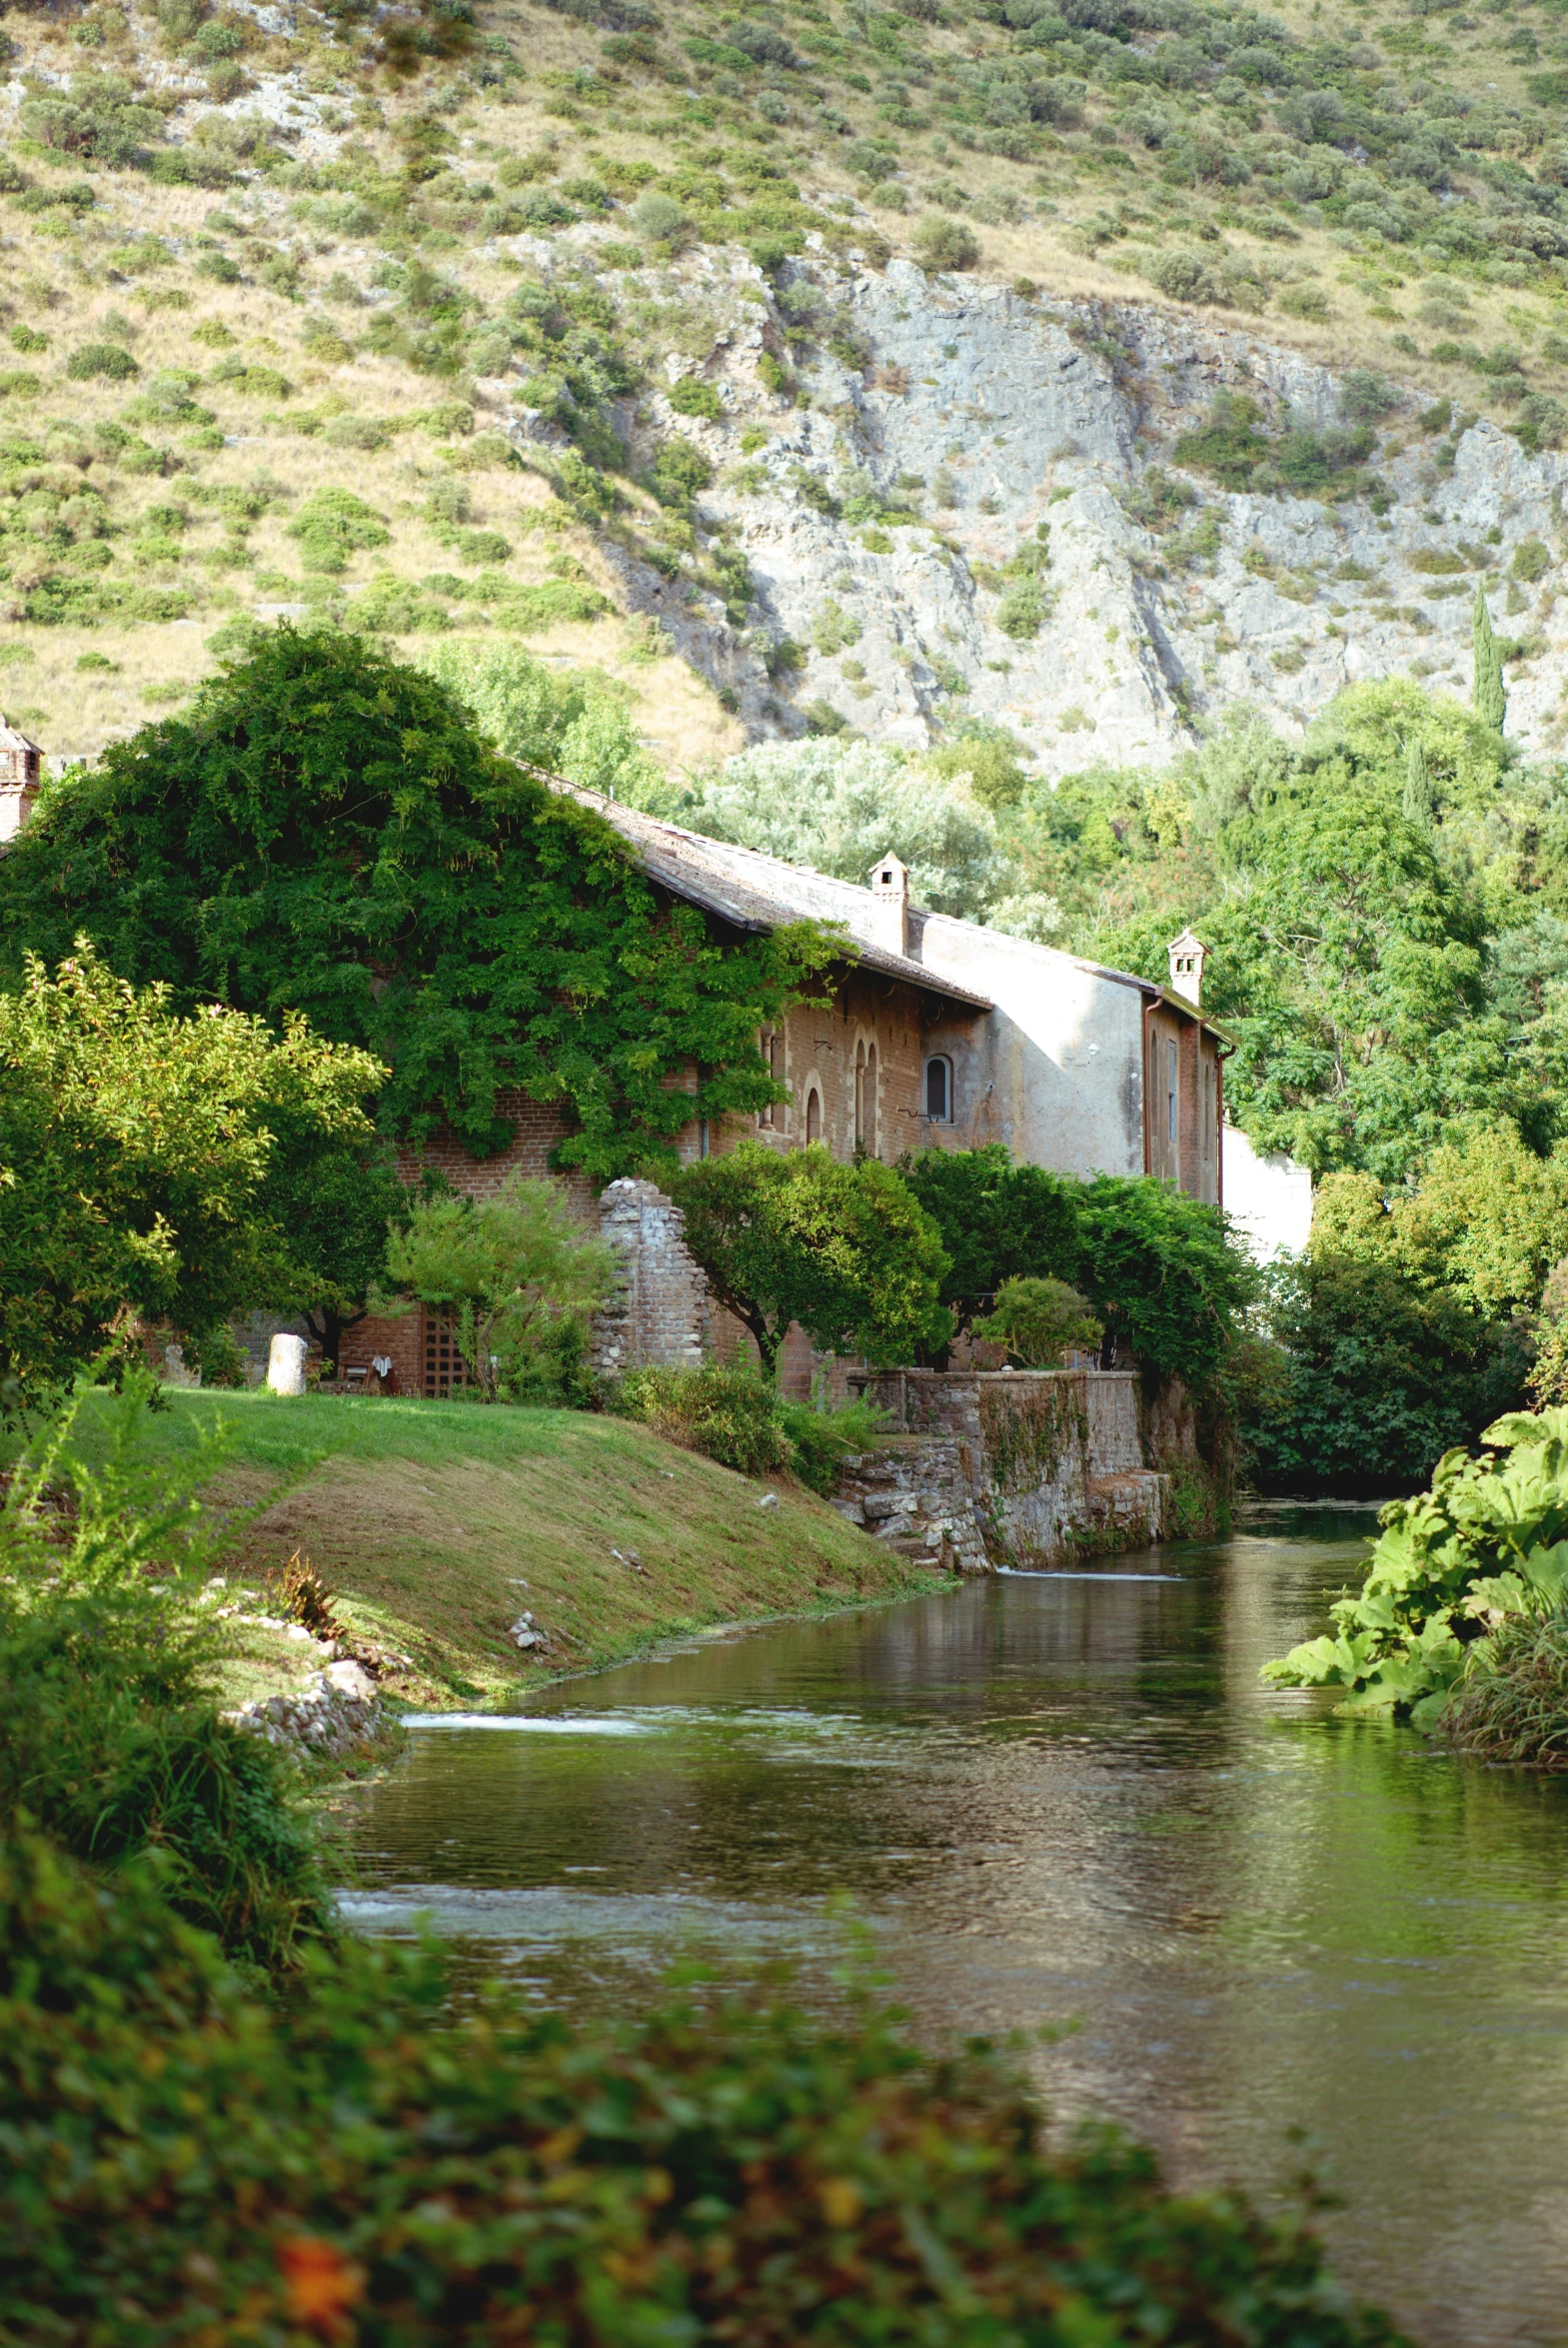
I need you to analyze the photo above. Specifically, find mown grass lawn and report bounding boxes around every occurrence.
[47,1388,940,1709]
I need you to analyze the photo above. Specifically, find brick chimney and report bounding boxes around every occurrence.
[0,718,43,848]
[1166,926,1206,1008]
[866,852,909,958]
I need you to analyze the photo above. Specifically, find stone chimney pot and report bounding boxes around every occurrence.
[0,715,43,849]
[866,851,910,959]
[1166,926,1206,1008]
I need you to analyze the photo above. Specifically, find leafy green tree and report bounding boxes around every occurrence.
[665,1142,950,1379]
[1247,1251,1527,1496]
[1184,783,1509,1182]
[0,946,381,1399]
[972,1276,1102,1368]
[0,630,827,1178]
[685,739,1008,922]
[267,1135,412,1376]
[898,1145,1082,1342]
[421,641,673,813]
[1473,584,1506,734]
[1310,1127,1568,1317]
[1074,1176,1257,1390]
[385,1175,616,1401]
[1401,735,1434,828]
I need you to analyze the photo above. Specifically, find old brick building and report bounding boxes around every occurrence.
[0,751,1225,1393]
[342,795,1226,1396]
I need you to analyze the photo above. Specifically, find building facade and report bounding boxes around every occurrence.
[341,799,1227,1395]
[0,757,1228,1393]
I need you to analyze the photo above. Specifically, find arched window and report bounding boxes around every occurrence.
[805,1086,821,1145]
[924,1056,951,1123]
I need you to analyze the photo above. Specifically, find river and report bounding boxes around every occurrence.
[341,1508,1568,2347]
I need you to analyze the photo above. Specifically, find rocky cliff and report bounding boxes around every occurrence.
[554,242,1568,776]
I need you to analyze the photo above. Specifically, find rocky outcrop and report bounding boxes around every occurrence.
[519,231,1567,772]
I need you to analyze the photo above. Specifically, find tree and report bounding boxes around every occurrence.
[421,642,674,814]
[685,739,1007,921]
[385,1175,617,1401]
[1473,585,1507,734]
[0,630,828,1179]
[972,1277,1102,1368]
[1246,1251,1527,1496]
[1074,1176,1257,1390]
[0,946,382,1399]
[265,1133,412,1375]
[1401,735,1434,828]
[664,1142,950,1379]
[1186,781,1510,1182]
[898,1145,1082,1343]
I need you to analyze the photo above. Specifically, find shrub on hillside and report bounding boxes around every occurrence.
[610,1361,790,1477]
[66,340,138,381]
[286,486,392,573]
[912,214,981,271]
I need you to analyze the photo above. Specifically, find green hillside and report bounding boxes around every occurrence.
[2,0,1567,758]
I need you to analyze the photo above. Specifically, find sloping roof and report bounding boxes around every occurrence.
[0,717,42,760]
[569,788,996,1013]
[564,785,1227,1044]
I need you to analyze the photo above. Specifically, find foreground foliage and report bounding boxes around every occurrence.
[1442,1606,1568,1770]
[1262,1405,1568,1725]
[0,1385,332,1967]
[0,1824,1406,2348]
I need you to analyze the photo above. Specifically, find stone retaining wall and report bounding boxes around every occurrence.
[835,1367,1168,1572]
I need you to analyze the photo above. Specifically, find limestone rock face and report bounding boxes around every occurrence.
[574,247,1568,772]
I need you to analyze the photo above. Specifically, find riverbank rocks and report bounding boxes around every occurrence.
[222,1657,388,1761]
[834,1437,992,1575]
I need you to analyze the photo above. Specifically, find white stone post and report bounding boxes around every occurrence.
[267,1332,309,1396]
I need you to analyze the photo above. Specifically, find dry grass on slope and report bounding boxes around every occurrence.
[58,1388,939,1709]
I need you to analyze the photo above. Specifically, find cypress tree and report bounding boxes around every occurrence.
[1473,586,1506,733]
[1401,734,1435,827]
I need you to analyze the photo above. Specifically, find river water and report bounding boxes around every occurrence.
[341,1509,1568,2347]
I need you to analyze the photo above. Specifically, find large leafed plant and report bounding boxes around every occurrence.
[1262,1407,1568,1725]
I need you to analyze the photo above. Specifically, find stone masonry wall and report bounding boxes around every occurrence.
[594,1176,708,1379]
[837,1368,1167,1571]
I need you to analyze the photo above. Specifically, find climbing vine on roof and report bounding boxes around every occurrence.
[0,628,830,1177]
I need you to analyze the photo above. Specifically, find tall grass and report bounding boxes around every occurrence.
[0,1376,335,1967]
[1443,1608,1568,1768]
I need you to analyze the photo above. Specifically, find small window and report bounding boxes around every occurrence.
[805,1086,821,1145]
[924,1056,951,1122]
[1166,1038,1178,1145]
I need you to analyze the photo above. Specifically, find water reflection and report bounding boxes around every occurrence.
[341,1510,1568,2347]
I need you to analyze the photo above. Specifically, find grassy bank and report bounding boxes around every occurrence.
[54,1388,940,1709]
